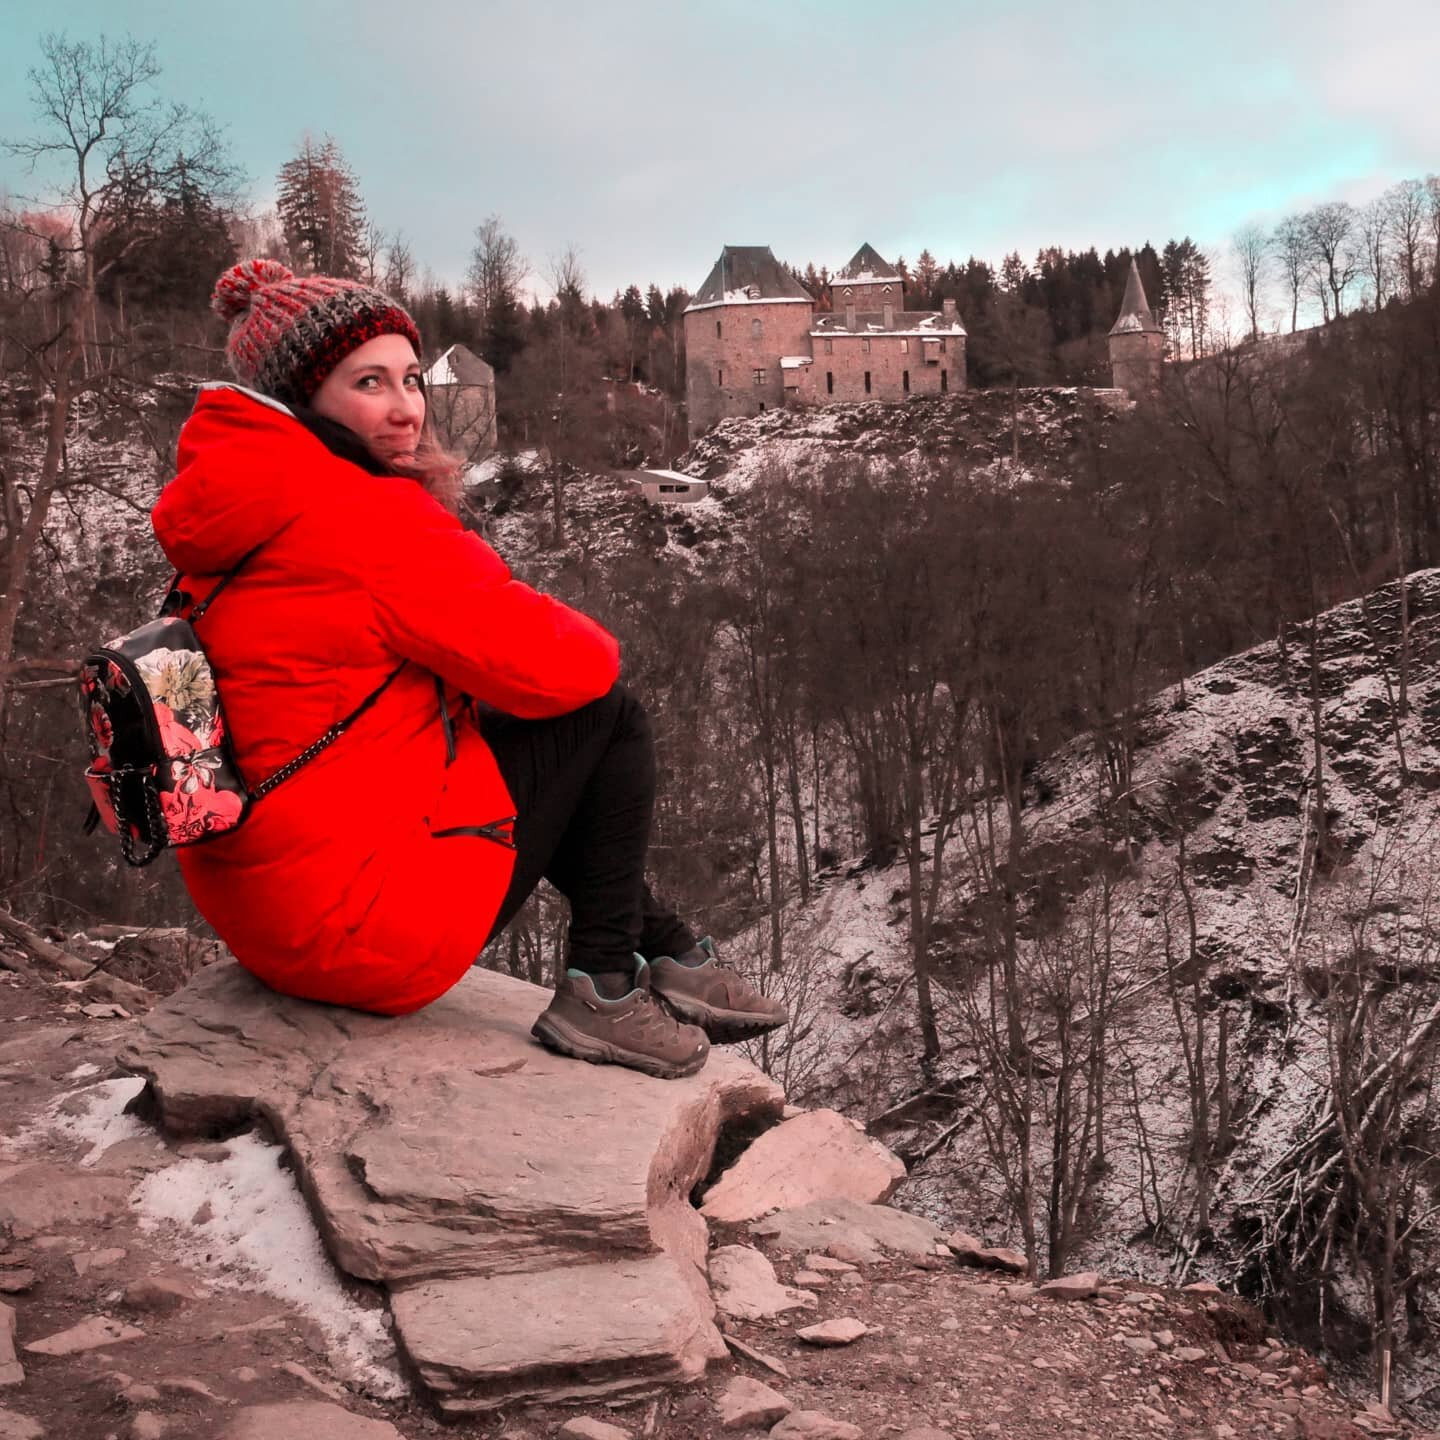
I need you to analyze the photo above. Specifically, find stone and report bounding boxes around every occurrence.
[802,1255,857,1274]
[793,1270,828,1286]
[22,1316,145,1355]
[217,1402,406,1439]
[750,1198,947,1261]
[74,1247,127,1275]
[898,1430,955,1440]
[1121,1335,1158,1355]
[709,1247,818,1322]
[796,1317,868,1347]
[557,1421,631,1440]
[1182,1281,1222,1294]
[122,1277,199,1312]
[391,1256,728,1415]
[1153,1329,1175,1348]
[131,1413,166,1440]
[0,1276,32,1297]
[1175,1347,1209,1363]
[1037,1271,1099,1301]
[121,961,782,1411]
[0,1409,43,1440]
[716,1375,793,1430]
[119,1382,162,1405]
[700,1109,905,1222]
[160,1377,225,1403]
[0,1164,129,1231]
[0,1306,20,1389]
[770,1412,864,1440]
[947,1231,1028,1274]
[278,1360,345,1401]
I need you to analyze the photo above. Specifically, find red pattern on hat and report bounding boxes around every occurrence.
[211,260,422,405]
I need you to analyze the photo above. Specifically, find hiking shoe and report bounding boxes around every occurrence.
[530,956,710,1080]
[649,937,789,1044]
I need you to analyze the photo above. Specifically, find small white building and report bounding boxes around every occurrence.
[424,343,498,458]
[625,468,710,504]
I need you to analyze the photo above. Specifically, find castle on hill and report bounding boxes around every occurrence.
[682,242,1163,440]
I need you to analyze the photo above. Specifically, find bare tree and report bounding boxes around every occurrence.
[383,230,414,301]
[1232,223,1269,341]
[1271,215,1312,334]
[1384,179,1430,300]
[0,33,235,722]
[361,220,389,287]
[1303,202,1359,321]
[466,214,527,320]
[1358,198,1391,310]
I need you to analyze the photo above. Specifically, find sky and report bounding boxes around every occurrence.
[1,0,1437,329]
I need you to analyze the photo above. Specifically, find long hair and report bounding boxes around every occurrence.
[386,416,466,514]
[290,401,467,514]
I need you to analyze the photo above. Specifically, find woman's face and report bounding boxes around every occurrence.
[310,333,425,464]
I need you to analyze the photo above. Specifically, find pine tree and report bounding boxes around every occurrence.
[914,249,940,307]
[276,135,367,278]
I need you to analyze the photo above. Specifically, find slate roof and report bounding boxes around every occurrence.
[425,343,496,387]
[837,243,902,281]
[1109,260,1162,336]
[812,308,966,338]
[686,246,814,310]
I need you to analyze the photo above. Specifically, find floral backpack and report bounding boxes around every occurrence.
[80,553,403,867]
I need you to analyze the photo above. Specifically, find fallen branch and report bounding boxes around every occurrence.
[0,907,152,1011]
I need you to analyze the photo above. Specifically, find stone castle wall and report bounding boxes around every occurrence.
[684,300,815,434]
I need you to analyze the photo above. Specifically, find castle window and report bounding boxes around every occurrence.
[864,371,872,394]
[903,370,910,393]
[751,318,762,338]
[824,339,833,355]
[900,339,908,353]
[718,368,723,386]
[753,368,766,386]
[716,320,722,338]
[861,338,870,353]
[939,338,947,353]
[826,371,834,394]
[940,369,948,392]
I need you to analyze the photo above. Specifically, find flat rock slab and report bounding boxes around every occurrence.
[708,1246,817,1322]
[392,1255,727,1413]
[217,1400,405,1439]
[120,962,782,1409]
[771,1412,864,1440]
[716,1374,793,1429]
[796,1317,868,1346]
[0,1409,43,1440]
[0,1163,130,1231]
[700,1109,905,1222]
[750,1197,947,1261]
[22,1315,144,1355]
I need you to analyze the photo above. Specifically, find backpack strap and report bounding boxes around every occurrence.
[249,660,409,802]
[189,544,266,623]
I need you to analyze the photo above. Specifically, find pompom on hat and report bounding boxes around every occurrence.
[211,259,422,406]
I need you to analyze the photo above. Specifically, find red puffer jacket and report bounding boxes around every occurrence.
[151,386,620,1014]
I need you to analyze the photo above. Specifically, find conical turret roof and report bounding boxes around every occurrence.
[1109,259,1162,336]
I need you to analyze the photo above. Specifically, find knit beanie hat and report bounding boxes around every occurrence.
[211,258,423,406]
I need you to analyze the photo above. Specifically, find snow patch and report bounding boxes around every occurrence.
[133,1131,405,1398]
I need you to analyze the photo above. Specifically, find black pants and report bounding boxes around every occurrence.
[478,684,696,976]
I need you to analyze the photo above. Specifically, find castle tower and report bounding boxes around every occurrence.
[683,246,814,437]
[834,243,904,314]
[1108,259,1163,396]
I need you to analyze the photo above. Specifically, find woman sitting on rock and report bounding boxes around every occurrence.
[149,258,787,1078]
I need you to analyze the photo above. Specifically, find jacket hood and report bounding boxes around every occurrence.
[153,384,335,574]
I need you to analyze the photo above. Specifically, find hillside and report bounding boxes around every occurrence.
[737,567,1440,1420]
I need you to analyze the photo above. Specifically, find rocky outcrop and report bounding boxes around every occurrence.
[699,1109,905,1222]
[119,962,783,1413]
